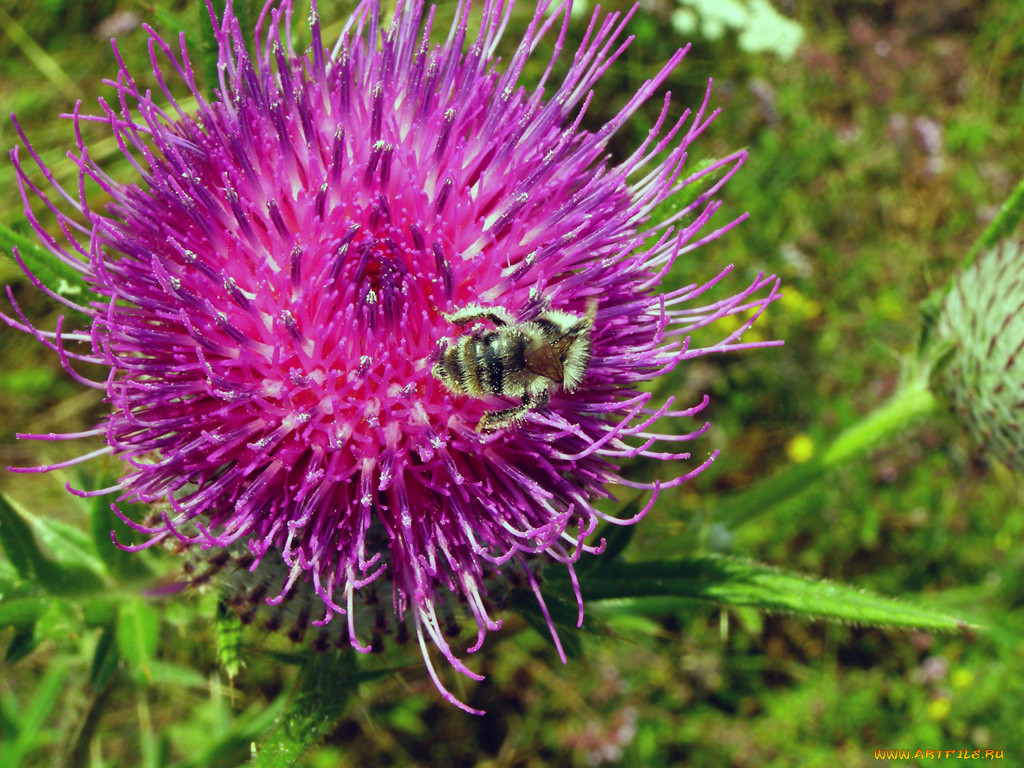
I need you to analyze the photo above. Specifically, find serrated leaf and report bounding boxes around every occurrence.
[251,651,357,768]
[0,222,98,301]
[588,605,664,638]
[0,493,105,594]
[568,555,975,632]
[508,588,585,660]
[116,599,162,682]
[29,515,107,580]
[588,595,704,616]
[0,492,46,582]
[578,500,640,578]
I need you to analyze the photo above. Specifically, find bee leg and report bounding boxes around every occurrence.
[525,379,551,411]
[477,381,551,433]
[443,304,515,328]
[477,403,530,432]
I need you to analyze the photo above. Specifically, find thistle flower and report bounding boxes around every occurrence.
[6,0,780,711]
[935,239,1024,472]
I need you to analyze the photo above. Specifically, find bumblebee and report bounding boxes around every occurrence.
[432,300,597,432]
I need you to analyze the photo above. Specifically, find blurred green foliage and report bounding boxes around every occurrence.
[2,0,1024,766]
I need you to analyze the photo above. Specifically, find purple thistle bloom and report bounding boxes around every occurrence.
[5,0,780,711]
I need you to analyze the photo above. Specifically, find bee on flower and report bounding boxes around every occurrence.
[432,299,597,432]
[4,0,780,711]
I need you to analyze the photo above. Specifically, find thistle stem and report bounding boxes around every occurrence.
[717,372,939,529]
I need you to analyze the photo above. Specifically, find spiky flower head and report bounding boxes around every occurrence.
[935,239,1024,472]
[6,0,780,710]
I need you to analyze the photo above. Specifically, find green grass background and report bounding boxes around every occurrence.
[2,0,1023,766]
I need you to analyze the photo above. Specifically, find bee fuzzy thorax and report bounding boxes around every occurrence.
[432,301,596,431]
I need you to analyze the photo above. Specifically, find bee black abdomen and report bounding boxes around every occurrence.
[435,339,474,394]
[479,334,507,394]
[436,330,528,396]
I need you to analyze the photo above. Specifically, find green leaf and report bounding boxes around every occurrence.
[387,696,429,737]
[0,368,56,396]
[578,499,641,579]
[196,1,223,101]
[597,517,639,565]
[0,585,124,629]
[567,555,975,632]
[647,157,727,229]
[588,595,705,617]
[3,623,37,663]
[0,558,26,590]
[509,587,585,660]
[0,492,47,581]
[89,621,121,691]
[88,496,131,577]
[250,651,357,768]
[65,622,122,768]
[0,493,105,594]
[116,599,162,682]
[0,697,19,753]
[259,648,314,666]
[145,660,210,689]
[0,592,53,628]
[0,222,98,301]
[196,0,258,99]
[965,173,1024,269]
[172,696,287,768]
[0,658,71,768]
[84,486,152,579]
[29,514,108,580]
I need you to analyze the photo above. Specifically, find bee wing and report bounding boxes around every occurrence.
[524,336,574,382]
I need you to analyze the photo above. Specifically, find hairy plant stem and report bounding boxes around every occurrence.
[717,371,939,529]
